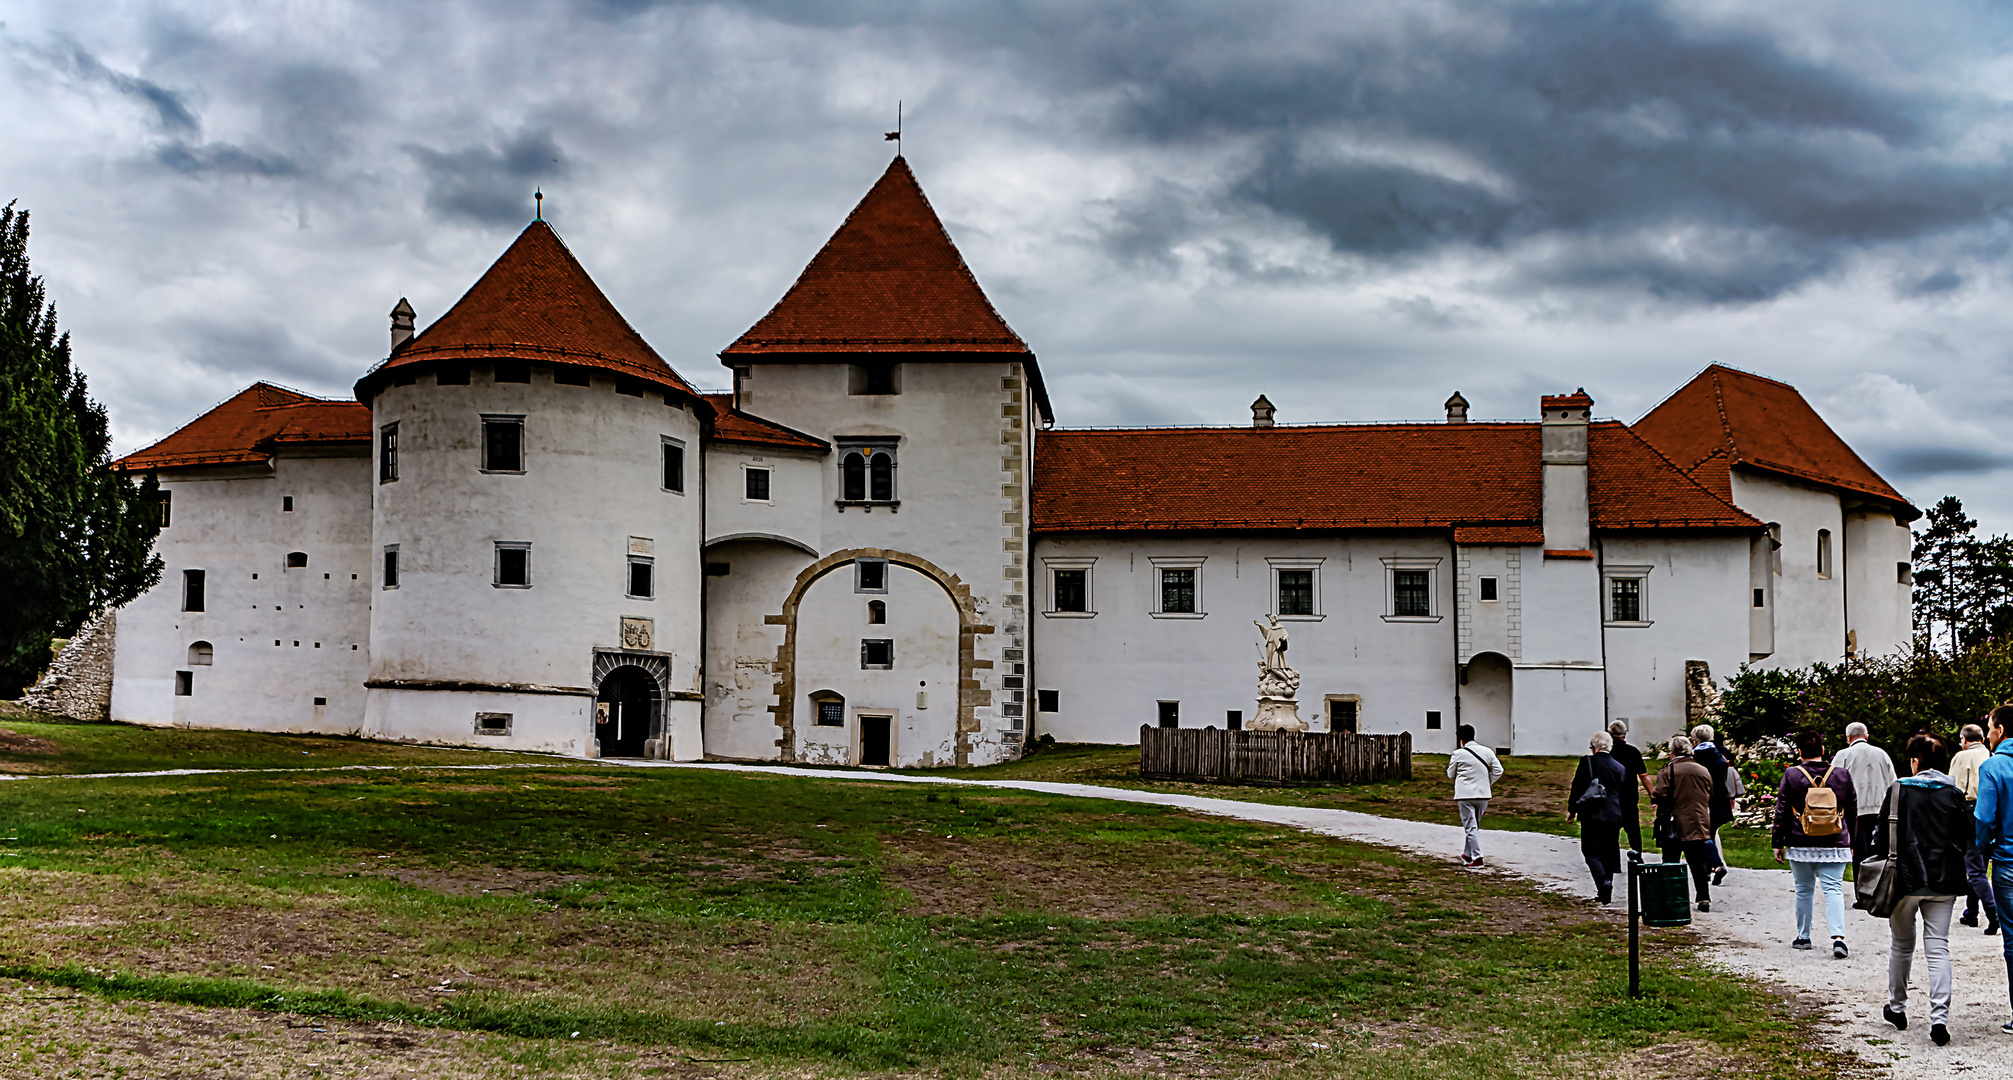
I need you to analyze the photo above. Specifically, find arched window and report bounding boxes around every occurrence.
[842,452,866,501]
[868,599,886,624]
[286,551,308,568]
[188,641,214,666]
[869,451,893,502]
[809,689,845,727]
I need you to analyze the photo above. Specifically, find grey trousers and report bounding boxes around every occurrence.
[1890,895,1958,1026]
[1457,798,1490,860]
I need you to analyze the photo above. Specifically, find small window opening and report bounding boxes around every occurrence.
[1817,529,1833,579]
[1391,570,1428,617]
[662,442,685,493]
[188,641,213,666]
[282,496,294,512]
[1897,561,1912,585]
[483,417,525,472]
[616,379,646,397]
[628,558,655,599]
[744,467,770,501]
[1053,568,1087,612]
[182,569,206,612]
[1753,587,1765,608]
[1037,689,1060,713]
[494,362,530,383]
[1226,709,1243,730]
[1329,698,1359,733]
[286,551,308,569]
[174,671,193,696]
[1160,567,1196,613]
[861,639,895,669]
[867,599,886,624]
[1425,710,1442,730]
[1279,569,1315,616]
[705,562,731,576]
[1478,576,1498,602]
[383,547,400,589]
[553,366,589,386]
[857,559,888,592]
[811,692,846,727]
[1610,577,1643,622]
[495,544,531,587]
[314,697,327,706]
[436,364,469,385]
[850,363,900,395]
[379,423,399,484]
[1157,701,1180,729]
[475,712,513,736]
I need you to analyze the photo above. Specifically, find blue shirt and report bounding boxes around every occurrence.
[1977,740,2013,862]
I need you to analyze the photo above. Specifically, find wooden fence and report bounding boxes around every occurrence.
[1138,725,1412,785]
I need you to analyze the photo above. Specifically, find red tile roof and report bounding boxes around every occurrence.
[356,220,703,404]
[701,393,830,452]
[113,383,370,472]
[1032,421,1758,535]
[1633,364,1915,518]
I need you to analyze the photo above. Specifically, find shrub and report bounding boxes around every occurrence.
[1717,638,2013,760]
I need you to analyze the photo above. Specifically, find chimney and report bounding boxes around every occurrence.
[389,298,416,351]
[1251,394,1275,429]
[1540,389,1592,550]
[1444,391,1469,423]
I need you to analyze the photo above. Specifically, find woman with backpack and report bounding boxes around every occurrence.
[1868,734,1973,1046]
[1773,729,1862,958]
[1567,730,1630,904]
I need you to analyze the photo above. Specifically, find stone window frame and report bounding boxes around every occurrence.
[378,422,398,484]
[836,437,900,509]
[1149,555,1207,619]
[493,542,532,589]
[741,462,773,504]
[627,555,655,600]
[810,689,846,727]
[481,414,527,474]
[661,437,686,495]
[1042,556,1096,618]
[1603,563,1654,627]
[860,638,895,670]
[1379,557,1440,623]
[474,712,513,736]
[1478,576,1499,602]
[1270,557,1327,621]
[855,558,889,594]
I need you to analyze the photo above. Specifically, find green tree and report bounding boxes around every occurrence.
[0,202,162,697]
[1912,495,1977,652]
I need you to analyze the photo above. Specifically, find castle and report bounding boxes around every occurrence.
[100,155,1919,763]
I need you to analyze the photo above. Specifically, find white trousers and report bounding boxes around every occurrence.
[1889,895,1957,1026]
[1457,798,1489,859]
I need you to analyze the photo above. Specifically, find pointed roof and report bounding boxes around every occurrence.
[1633,364,1916,518]
[114,383,371,472]
[356,220,703,404]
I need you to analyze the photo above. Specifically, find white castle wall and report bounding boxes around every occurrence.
[1596,534,1751,744]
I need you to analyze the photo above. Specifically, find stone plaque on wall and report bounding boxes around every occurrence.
[621,617,654,651]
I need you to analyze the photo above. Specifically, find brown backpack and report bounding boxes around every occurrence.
[1794,764,1844,837]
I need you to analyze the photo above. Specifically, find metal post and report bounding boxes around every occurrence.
[1627,848,1642,998]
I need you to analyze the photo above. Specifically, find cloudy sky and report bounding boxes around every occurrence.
[6,0,2013,531]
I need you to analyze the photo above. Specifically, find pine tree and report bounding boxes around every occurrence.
[0,201,163,697]
[1912,495,1978,653]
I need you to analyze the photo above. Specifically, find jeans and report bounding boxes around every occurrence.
[1792,859,1848,942]
[1964,845,1994,920]
[1889,895,1957,1026]
[1995,860,2013,1011]
[1581,820,1621,897]
[1662,840,1715,902]
[1457,798,1490,860]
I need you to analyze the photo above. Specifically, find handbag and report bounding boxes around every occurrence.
[1572,757,1611,813]
[1854,781,1904,918]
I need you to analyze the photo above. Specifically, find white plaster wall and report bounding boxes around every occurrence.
[1029,534,1459,749]
[1456,546,1522,661]
[1597,534,1751,740]
[1729,472,1846,669]
[365,687,587,755]
[1845,508,1914,660]
[700,538,810,760]
[110,452,372,732]
[364,365,704,754]
[1511,665,1609,756]
[1505,552,1606,754]
[704,447,824,554]
[791,563,961,766]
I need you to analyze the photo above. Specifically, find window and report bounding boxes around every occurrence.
[849,363,900,395]
[554,366,589,386]
[861,639,894,669]
[282,496,294,512]
[1897,561,1912,585]
[1157,701,1179,729]
[1392,571,1429,617]
[188,642,213,666]
[483,416,524,473]
[474,712,512,736]
[379,423,398,483]
[1328,698,1359,733]
[494,362,530,383]
[383,546,400,589]
[1268,569,1307,615]
[1609,577,1644,622]
[1768,522,1782,574]
[174,670,193,696]
[705,562,731,577]
[1753,588,1765,608]
[1053,569,1087,613]
[437,364,469,385]
[616,378,645,397]
[495,543,531,588]
[857,559,888,593]
[1817,529,1833,579]
[1226,709,1243,730]
[157,489,172,528]
[286,551,308,569]
[662,440,685,493]
[838,441,898,504]
[1426,710,1442,730]
[744,466,771,502]
[1037,689,1060,713]
[812,691,846,727]
[1479,576,1498,602]
[867,600,886,624]
[1161,568,1195,613]
[628,558,654,599]
[182,569,205,612]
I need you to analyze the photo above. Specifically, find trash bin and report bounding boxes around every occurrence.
[1638,861,1693,927]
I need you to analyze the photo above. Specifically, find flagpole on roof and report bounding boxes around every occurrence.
[884,101,902,154]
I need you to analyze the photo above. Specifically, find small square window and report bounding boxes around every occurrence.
[1392,570,1430,617]
[475,712,513,736]
[1226,709,1243,730]
[663,441,685,493]
[286,551,308,569]
[495,544,531,587]
[1157,701,1179,729]
[1753,588,1765,608]
[1425,710,1442,730]
[1160,567,1196,614]
[1278,569,1315,616]
[814,699,846,727]
[1610,577,1643,622]
[1479,576,1498,602]
[857,559,888,593]
[867,599,886,624]
[861,639,894,669]
[745,467,771,501]
[1329,698,1359,733]
[483,417,525,472]
[628,558,654,599]
[174,670,193,696]
[1052,568,1088,613]
[1036,689,1060,713]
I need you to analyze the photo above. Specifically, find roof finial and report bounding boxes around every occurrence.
[534,188,543,221]
[883,100,902,155]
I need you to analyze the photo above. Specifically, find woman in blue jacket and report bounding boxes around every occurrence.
[1978,705,2013,1036]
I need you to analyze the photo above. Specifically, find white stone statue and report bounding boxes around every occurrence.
[1250,615,1306,732]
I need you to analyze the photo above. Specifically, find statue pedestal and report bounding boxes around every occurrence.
[1249,696,1306,732]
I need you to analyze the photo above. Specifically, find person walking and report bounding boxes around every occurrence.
[1608,720,1649,853]
[1568,731,1630,904]
[1953,722,1998,935]
[1691,724,1735,886]
[1774,729,1860,958]
[1447,723,1504,868]
[1873,734,1972,1047]
[1977,705,2013,1035]
[1836,722,1898,875]
[1653,735,1718,911]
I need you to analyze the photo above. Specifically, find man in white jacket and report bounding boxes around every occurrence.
[1832,722,1897,878]
[1448,723,1506,867]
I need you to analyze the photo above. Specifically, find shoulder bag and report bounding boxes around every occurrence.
[1572,756,1611,814]
[1651,765,1681,847]
[1854,781,1904,918]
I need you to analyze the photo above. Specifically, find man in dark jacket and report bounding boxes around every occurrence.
[1607,720,1648,852]
[1774,730,1860,957]
[1568,731,1630,905]
[1653,735,1718,911]
[1870,734,1971,1045]
[1691,723,1735,885]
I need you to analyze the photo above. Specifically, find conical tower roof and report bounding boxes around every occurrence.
[723,156,1033,359]
[356,220,702,404]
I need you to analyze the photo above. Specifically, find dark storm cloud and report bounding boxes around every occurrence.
[406,130,573,227]
[154,141,298,177]
[1882,447,2012,478]
[24,36,200,133]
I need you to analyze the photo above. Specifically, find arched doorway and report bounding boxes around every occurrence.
[595,665,659,758]
[1463,652,1513,750]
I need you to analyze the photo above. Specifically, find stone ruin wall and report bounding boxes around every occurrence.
[18,612,115,722]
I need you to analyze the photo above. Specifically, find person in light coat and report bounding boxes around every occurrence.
[1835,722,1899,876]
[1447,723,1504,868]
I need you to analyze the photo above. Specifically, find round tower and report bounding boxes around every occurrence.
[354,221,711,758]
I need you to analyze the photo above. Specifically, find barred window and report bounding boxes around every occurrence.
[1278,569,1315,616]
[1610,577,1643,622]
[1392,570,1429,617]
[1160,567,1196,614]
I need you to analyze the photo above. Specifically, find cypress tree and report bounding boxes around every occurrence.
[0,201,163,697]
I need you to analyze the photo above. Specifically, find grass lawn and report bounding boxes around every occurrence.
[0,753,1847,1078]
